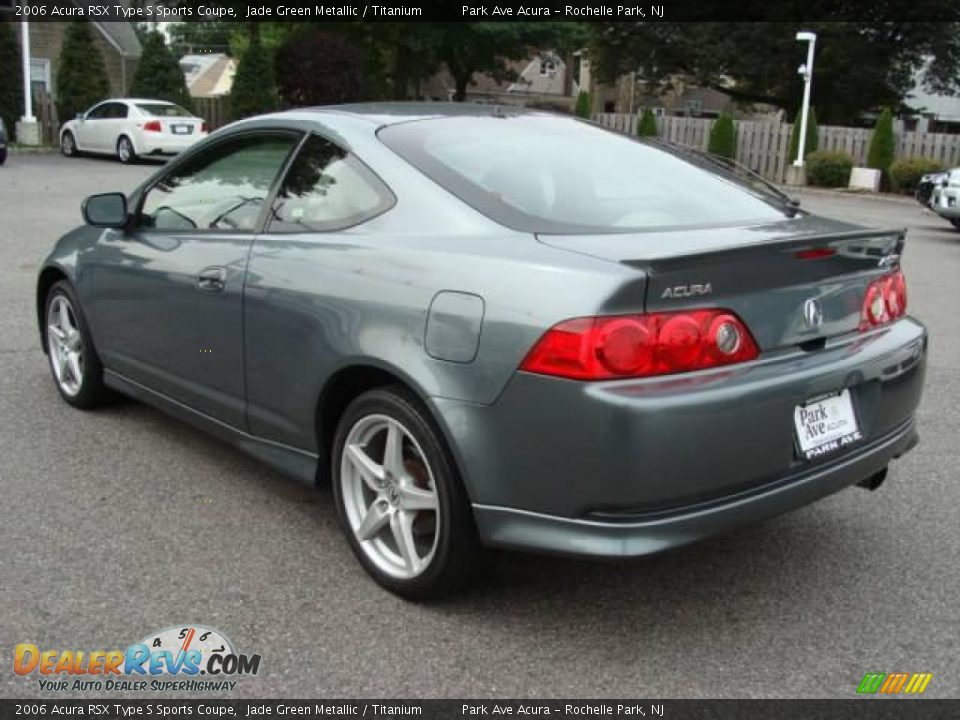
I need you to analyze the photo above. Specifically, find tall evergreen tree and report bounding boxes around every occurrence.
[867,108,896,175]
[130,30,193,110]
[636,108,658,137]
[574,91,590,118]
[229,33,276,120]
[0,20,23,134]
[707,113,737,159]
[56,22,109,123]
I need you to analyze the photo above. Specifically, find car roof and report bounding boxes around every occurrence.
[291,102,547,127]
[92,98,178,106]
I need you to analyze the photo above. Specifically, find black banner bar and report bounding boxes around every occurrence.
[3,0,960,22]
[2,700,959,720]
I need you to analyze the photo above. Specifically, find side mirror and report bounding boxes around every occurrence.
[75,113,85,121]
[82,193,128,228]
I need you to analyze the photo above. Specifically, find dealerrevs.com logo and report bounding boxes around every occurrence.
[14,625,261,692]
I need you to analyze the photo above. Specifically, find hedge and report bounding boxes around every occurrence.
[805,150,854,188]
[889,157,946,193]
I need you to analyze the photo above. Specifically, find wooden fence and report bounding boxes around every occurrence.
[592,112,960,183]
[193,96,230,131]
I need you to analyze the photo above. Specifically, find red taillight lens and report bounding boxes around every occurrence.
[143,120,162,132]
[201,121,209,134]
[859,270,907,331]
[520,309,759,381]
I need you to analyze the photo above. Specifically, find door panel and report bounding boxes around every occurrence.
[85,131,301,428]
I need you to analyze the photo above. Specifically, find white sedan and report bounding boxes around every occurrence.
[59,98,208,164]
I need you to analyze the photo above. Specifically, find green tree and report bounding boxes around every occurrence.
[788,107,818,163]
[0,20,23,134]
[867,108,896,180]
[574,91,590,118]
[590,18,960,124]
[56,22,109,123]
[636,108,658,136]
[229,33,276,120]
[708,113,737,159]
[130,30,193,110]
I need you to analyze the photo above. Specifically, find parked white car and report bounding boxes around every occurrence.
[930,167,960,230]
[59,98,208,164]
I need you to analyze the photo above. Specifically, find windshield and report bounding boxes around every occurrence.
[137,104,192,118]
[378,114,788,234]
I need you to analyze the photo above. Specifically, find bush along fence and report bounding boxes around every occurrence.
[592,112,960,185]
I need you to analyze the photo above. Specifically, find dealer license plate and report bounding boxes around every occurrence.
[171,124,192,135]
[794,389,862,460]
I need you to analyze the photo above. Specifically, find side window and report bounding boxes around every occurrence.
[139,133,299,232]
[109,103,129,119]
[86,104,109,120]
[267,135,394,233]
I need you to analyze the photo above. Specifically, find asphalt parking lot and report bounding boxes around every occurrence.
[1,154,959,699]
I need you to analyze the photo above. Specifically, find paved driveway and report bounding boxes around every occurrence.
[1,156,958,698]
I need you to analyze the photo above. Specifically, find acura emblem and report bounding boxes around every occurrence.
[803,298,823,329]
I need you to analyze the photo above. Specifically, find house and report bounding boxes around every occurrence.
[180,53,236,98]
[577,57,782,121]
[903,68,960,134]
[3,18,142,102]
[419,51,578,112]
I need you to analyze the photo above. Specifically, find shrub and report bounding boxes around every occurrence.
[131,30,193,111]
[0,20,22,135]
[56,22,109,124]
[275,30,363,107]
[230,34,276,121]
[788,107,818,163]
[574,91,590,118]
[889,157,946,193]
[636,108,658,137]
[707,113,736,159]
[867,108,896,184]
[805,150,854,187]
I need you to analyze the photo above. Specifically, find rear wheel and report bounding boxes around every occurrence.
[332,386,486,600]
[117,135,136,164]
[60,131,76,157]
[44,281,111,409]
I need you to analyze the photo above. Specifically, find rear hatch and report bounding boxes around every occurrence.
[538,214,904,352]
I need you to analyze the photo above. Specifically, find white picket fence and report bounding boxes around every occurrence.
[592,113,960,183]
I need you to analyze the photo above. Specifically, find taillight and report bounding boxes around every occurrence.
[520,309,759,381]
[201,121,209,134]
[143,120,162,132]
[859,270,907,331]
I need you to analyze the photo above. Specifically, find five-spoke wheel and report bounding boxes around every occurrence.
[332,387,485,599]
[47,294,84,397]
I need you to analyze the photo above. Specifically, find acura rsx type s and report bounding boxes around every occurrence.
[36,104,927,599]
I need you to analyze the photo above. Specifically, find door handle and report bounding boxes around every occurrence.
[196,266,227,292]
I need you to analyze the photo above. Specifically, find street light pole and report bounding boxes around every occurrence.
[21,20,34,122]
[794,31,817,167]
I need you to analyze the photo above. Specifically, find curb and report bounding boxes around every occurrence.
[9,145,59,155]
[781,185,919,207]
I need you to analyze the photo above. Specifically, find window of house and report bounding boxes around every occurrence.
[539,57,558,77]
[139,133,300,232]
[29,58,50,98]
[267,135,395,233]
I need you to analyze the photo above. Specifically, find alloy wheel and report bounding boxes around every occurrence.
[47,295,84,397]
[118,137,132,163]
[340,414,440,579]
[61,133,74,156]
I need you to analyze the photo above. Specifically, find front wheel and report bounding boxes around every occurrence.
[332,386,486,600]
[60,131,77,157]
[44,281,112,409]
[117,135,136,164]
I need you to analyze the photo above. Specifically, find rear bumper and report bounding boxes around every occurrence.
[473,417,917,557]
[137,133,205,155]
[432,317,927,556]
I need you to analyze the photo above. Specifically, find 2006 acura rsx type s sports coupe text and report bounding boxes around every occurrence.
[37,104,928,599]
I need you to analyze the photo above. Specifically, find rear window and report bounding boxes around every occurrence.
[137,104,192,118]
[378,115,787,234]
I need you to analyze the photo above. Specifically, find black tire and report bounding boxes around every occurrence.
[60,131,77,157]
[43,280,112,409]
[951,218,960,231]
[331,385,487,600]
[117,135,136,164]
[0,148,6,165]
